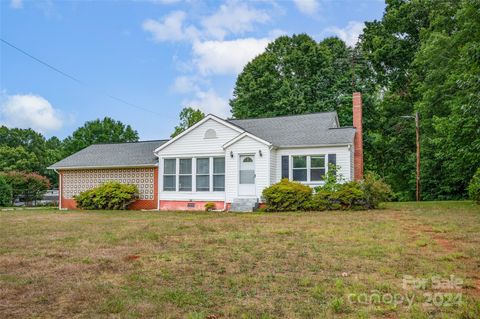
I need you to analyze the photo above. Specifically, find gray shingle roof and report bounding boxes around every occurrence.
[48,140,168,169]
[228,112,355,147]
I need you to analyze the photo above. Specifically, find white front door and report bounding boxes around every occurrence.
[238,154,256,196]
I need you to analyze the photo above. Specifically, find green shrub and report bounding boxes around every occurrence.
[307,188,336,211]
[204,202,216,211]
[0,171,50,205]
[74,181,139,210]
[0,176,12,207]
[331,182,366,210]
[360,172,393,209]
[309,182,365,211]
[262,179,312,211]
[468,168,480,204]
[308,171,392,211]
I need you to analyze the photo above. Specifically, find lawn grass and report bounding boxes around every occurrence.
[0,201,479,318]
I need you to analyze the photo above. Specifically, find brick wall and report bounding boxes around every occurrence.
[59,167,158,210]
[353,92,364,181]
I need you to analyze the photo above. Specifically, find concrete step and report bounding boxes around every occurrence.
[229,198,259,212]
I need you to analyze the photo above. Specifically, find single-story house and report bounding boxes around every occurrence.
[49,93,364,211]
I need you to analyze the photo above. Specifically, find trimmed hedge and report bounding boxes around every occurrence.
[468,168,480,204]
[262,172,392,212]
[74,181,139,210]
[262,179,312,211]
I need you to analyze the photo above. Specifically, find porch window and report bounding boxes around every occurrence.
[163,159,176,191]
[179,159,192,191]
[213,157,225,191]
[196,158,210,191]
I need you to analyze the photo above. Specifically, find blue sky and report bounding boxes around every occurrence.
[0,0,385,140]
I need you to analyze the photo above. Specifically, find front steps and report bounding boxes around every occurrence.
[229,198,259,212]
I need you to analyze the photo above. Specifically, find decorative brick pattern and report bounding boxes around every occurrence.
[62,168,155,200]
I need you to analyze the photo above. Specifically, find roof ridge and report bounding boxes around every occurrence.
[329,126,355,130]
[228,111,337,122]
[90,139,169,146]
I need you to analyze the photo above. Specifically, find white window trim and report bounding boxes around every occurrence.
[290,155,328,184]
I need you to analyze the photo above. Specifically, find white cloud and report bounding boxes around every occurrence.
[326,21,365,47]
[10,0,22,9]
[0,94,64,133]
[184,89,230,117]
[171,75,199,93]
[201,0,270,40]
[142,11,199,42]
[192,37,269,75]
[293,0,319,15]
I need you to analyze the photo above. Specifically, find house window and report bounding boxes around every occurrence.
[292,155,326,182]
[292,156,307,181]
[163,159,176,191]
[310,156,326,181]
[179,158,192,191]
[196,158,210,191]
[213,157,225,191]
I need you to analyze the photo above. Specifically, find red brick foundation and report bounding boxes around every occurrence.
[159,200,225,211]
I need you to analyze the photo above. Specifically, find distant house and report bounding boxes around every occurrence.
[49,93,364,211]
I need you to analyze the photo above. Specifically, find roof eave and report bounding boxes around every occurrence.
[47,163,158,170]
[276,143,353,149]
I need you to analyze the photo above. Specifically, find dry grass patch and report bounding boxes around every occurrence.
[0,202,479,318]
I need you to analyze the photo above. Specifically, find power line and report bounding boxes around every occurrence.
[1,38,163,116]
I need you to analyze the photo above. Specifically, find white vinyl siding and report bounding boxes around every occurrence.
[269,148,276,185]
[158,118,240,156]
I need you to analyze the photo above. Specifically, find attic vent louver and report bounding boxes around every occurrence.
[204,129,217,139]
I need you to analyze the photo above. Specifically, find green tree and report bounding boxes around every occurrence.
[0,146,41,172]
[411,0,479,199]
[63,117,139,155]
[0,126,63,186]
[171,107,205,138]
[1,171,50,205]
[358,0,436,200]
[0,176,12,207]
[230,34,355,125]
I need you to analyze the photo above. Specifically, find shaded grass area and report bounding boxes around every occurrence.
[0,202,479,318]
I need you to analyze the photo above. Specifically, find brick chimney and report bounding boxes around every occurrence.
[353,92,363,181]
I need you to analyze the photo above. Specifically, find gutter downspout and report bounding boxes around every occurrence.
[53,169,62,210]
[154,152,160,211]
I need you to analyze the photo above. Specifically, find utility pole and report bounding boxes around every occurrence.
[415,112,420,202]
[401,112,421,201]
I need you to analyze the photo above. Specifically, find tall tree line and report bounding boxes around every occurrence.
[0,117,139,186]
[230,0,479,200]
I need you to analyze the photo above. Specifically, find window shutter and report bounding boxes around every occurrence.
[328,154,337,175]
[281,156,289,179]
